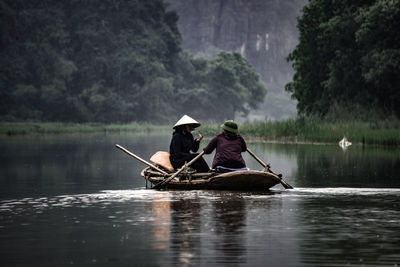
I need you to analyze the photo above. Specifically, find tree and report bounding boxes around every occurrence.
[0,0,266,123]
[173,52,266,122]
[355,0,400,116]
[286,0,400,118]
[207,52,266,121]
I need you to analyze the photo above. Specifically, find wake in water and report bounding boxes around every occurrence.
[289,187,400,195]
[1,187,400,214]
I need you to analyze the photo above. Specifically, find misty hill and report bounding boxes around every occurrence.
[165,0,307,120]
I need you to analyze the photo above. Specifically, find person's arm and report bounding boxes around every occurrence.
[203,136,218,154]
[240,136,247,152]
[191,133,200,152]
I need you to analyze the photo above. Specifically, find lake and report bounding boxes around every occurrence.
[1,133,399,266]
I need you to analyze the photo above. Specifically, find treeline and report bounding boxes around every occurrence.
[286,0,400,119]
[0,0,266,123]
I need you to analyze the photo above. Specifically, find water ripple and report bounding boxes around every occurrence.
[289,187,400,196]
[1,187,399,214]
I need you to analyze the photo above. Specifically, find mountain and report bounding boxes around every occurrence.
[165,0,307,120]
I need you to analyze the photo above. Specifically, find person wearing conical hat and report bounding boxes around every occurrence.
[203,120,247,170]
[169,115,209,173]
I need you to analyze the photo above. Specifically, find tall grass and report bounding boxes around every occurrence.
[0,122,170,135]
[239,117,400,146]
[1,118,399,146]
[199,117,400,146]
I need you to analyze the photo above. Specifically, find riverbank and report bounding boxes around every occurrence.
[1,119,399,146]
[0,122,170,136]
[239,119,400,146]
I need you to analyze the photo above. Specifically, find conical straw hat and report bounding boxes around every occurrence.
[150,151,174,171]
[173,115,201,129]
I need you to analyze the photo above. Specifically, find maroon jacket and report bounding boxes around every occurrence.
[203,132,247,168]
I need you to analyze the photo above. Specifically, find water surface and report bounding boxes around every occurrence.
[1,133,399,266]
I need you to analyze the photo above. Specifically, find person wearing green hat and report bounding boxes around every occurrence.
[203,120,247,170]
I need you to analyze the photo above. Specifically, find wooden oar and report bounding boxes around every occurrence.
[152,151,205,190]
[247,148,294,189]
[115,144,169,175]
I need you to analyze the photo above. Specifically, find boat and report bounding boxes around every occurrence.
[115,144,292,190]
[141,167,282,190]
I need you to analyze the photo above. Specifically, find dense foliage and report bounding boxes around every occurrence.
[0,0,266,123]
[286,0,400,119]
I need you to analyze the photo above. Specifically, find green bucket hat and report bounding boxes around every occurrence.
[220,120,238,134]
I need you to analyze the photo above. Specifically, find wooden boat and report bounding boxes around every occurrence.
[141,167,282,190]
[115,144,293,190]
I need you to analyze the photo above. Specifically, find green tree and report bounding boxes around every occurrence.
[355,0,400,116]
[173,52,266,122]
[286,0,400,119]
[207,52,266,121]
[0,0,266,123]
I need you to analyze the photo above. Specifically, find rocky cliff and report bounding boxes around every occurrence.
[165,0,307,119]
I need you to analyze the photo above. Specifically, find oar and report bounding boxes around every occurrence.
[152,151,205,190]
[247,148,294,189]
[115,144,169,175]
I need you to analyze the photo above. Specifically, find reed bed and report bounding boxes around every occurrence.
[242,119,400,146]
[1,119,399,146]
[200,118,400,146]
[0,122,169,135]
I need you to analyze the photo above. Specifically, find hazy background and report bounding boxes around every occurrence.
[165,0,307,120]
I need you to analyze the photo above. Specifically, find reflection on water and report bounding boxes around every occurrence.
[213,195,246,264]
[170,193,202,266]
[1,133,400,266]
[255,142,400,187]
[1,188,400,266]
[151,192,171,250]
[295,188,400,267]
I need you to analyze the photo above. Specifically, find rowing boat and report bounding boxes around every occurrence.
[114,145,293,190]
[141,167,282,190]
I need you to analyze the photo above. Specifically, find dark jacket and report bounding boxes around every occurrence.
[169,130,200,168]
[203,132,247,169]
[170,131,199,157]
